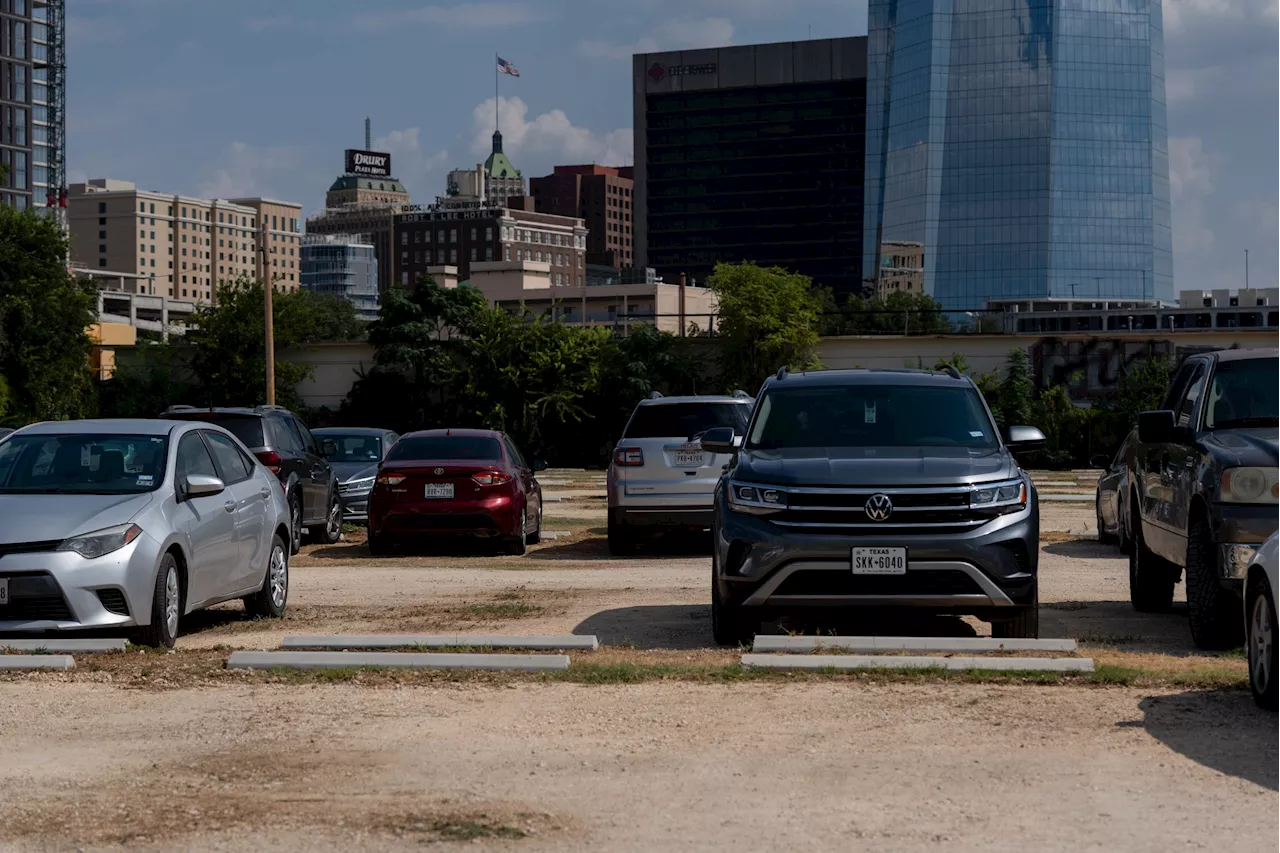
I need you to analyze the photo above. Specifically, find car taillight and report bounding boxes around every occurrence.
[377,473,406,486]
[472,471,513,486]
[255,450,281,474]
[614,446,643,467]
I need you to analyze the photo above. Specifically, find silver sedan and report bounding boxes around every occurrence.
[0,419,292,647]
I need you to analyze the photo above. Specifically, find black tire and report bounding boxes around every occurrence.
[504,505,528,556]
[526,499,542,545]
[287,492,303,555]
[992,581,1039,639]
[367,529,391,556]
[1186,514,1243,650]
[1096,499,1117,546]
[132,552,181,649]
[608,510,636,557]
[1247,573,1278,711]
[244,535,289,619]
[711,546,756,647]
[1129,494,1176,613]
[315,490,343,545]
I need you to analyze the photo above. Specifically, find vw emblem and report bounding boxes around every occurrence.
[864,493,893,521]
[433,467,444,475]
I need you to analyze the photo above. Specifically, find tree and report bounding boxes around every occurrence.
[989,348,1037,430]
[708,262,822,392]
[274,289,366,343]
[830,290,954,335]
[0,205,97,426]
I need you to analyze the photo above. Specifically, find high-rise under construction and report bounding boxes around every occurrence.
[0,0,64,217]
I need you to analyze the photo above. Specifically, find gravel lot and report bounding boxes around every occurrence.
[0,471,1274,852]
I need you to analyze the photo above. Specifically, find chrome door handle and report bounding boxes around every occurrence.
[223,501,236,513]
[260,489,271,499]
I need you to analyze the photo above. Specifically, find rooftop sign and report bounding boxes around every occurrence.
[345,149,392,177]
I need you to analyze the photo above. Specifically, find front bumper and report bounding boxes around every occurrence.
[1211,503,1277,581]
[338,488,371,522]
[0,534,163,632]
[714,495,1038,615]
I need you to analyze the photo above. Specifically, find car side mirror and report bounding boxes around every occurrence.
[321,439,339,458]
[183,474,225,499]
[1136,410,1180,444]
[1089,454,1110,469]
[1005,425,1046,455]
[532,459,548,472]
[700,427,738,455]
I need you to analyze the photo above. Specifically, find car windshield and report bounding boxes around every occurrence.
[747,385,999,450]
[1204,357,1279,429]
[0,433,168,494]
[176,414,264,448]
[321,434,384,462]
[624,402,750,440]
[385,436,503,461]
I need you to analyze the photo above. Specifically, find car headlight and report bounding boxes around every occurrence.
[1220,467,1279,504]
[57,523,143,559]
[727,482,788,514]
[342,477,375,492]
[970,479,1027,507]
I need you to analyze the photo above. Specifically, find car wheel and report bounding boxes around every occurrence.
[1248,573,1278,711]
[244,535,289,619]
[608,510,636,557]
[1129,494,1175,613]
[317,491,343,545]
[526,500,542,546]
[288,492,303,555]
[504,504,528,556]
[367,528,391,556]
[132,553,181,649]
[1096,499,1116,546]
[1186,514,1243,650]
[711,547,756,647]
[992,580,1039,639]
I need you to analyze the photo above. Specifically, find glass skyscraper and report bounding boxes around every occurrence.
[862,0,1173,309]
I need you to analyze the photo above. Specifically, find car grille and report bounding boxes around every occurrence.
[766,484,1020,535]
[773,569,984,597]
[0,572,75,621]
[0,540,61,558]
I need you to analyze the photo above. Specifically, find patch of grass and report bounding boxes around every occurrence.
[432,821,527,841]
[462,602,543,619]
[1044,601,1092,611]
[1079,633,1144,645]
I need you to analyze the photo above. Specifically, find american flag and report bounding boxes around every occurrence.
[497,56,520,77]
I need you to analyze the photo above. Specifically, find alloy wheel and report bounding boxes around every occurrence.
[164,565,180,639]
[269,544,288,609]
[327,499,342,538]
[1251,592,1273,695]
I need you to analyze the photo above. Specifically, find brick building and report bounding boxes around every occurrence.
[530,165,634,269]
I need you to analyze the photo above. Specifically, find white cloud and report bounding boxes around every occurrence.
[355,3,541,31]
[470,97,632,169]
[199,142,301,200]
[579,17,734,59]
[372,128,449,199]
[1169,136,1221,255]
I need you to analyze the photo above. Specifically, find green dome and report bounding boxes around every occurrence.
[328,175,408,194]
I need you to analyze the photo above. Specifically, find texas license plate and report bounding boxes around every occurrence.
[0,578,7,606]
[674,450,704,467]
[424,483,454,499]
[852,547,907,575]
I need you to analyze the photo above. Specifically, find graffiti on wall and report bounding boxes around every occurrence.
[1029,338,1228,399]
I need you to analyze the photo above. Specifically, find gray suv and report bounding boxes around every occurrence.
[704,367,1047,645]
[607,392,753,555]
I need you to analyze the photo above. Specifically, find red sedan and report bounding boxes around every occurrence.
[367,429,546,555]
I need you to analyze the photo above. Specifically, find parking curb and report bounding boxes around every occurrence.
[280,634,599,651]
[227,651,571,671]
[0,639,127,653]
[0,655,76,670]
[750,636,1078,654]
[740,654,1095,672]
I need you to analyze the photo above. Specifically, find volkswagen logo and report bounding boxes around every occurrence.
[864,493,893,521]
[433,468,444,475]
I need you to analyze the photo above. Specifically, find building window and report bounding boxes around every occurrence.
[450,229,457,243]
[98,202,106,214]
[470,248,477,261]
[485,247,493,261]
[505,246,511,261]
[450,249,457,263]
[470,227,477,241]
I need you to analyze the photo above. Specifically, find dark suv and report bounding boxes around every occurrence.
[703,367,1047,646]
[162,405,343,552]
[1129,348,1278,649]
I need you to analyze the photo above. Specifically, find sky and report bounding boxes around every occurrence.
[66,0,1277,294]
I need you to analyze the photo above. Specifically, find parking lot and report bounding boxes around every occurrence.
[1,471,1275,852]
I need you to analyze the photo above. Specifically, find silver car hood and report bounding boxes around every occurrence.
[0,492,156,543]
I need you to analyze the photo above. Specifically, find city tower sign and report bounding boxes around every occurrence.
[345,149,392,177]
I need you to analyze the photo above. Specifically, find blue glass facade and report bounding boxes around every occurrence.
[863,0,1172,309]
[300,239,380,321]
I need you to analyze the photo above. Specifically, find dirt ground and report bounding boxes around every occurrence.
[1,471,1275,852]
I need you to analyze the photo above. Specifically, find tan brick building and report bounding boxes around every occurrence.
[229,197,304,292]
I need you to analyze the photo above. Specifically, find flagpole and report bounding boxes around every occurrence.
[495,52,499,132]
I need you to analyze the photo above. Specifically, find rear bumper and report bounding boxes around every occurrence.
[618,507,714,528]
[370,493,522,539]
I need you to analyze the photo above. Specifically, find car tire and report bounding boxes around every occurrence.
[316,490,343,546]
[367,529,391,556]
[287,492,303,555]
[526,500,542,546]
[504,505,528,556]
[1096,501,1117,546]
[1186,514,1243,651]
[608,510,636,557]
[711,582,756,648]
[1247,573,1278,711]
[244,535,289,619]
[992,580,1039,639]
[1129,494,1176,613]
[132,553,181,649]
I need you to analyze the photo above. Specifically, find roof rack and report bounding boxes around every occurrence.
[647,391,664,400]
[941,365,963,380]
[163,405,197,413]
[255,404,290,412]
[732,389,751,399]
[776,366,790,381]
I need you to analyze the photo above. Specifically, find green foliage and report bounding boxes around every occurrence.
[0,205,97,426]
[708,261,822,392]
[98,343,194,418]
[989,348,1037,431]
[824,291,954,336]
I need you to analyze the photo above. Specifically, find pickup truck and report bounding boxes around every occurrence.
[1129,348,1278,649]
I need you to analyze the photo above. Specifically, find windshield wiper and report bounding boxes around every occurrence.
[1212,417,1279,429]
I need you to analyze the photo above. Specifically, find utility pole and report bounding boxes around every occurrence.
[260,220,275,405]
[1245,249,1249,289]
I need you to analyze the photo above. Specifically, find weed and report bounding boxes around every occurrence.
[1079,633,1144,645]
[433,821,527,841]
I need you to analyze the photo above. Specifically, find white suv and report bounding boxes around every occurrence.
[607,393,753,555]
